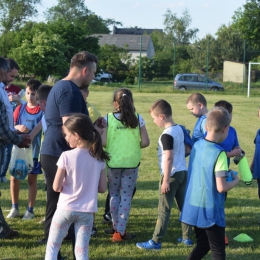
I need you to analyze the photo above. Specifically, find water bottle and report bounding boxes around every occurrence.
[238,156,252,185]
[226,170,238,182]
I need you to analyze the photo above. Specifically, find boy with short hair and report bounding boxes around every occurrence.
[7,79,43,220]
[136,99,192,250]
[180,107,239,260]
[186,93,208,143]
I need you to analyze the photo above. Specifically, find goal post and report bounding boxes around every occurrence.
[247,62,260,97]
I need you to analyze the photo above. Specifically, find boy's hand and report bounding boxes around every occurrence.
[15,124,29,133]
[161,181,170,194]
[232,147,242,156]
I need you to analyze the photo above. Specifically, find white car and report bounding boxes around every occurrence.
[95,70,112,82]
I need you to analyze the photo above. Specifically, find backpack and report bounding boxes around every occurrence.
[179,125,193,157]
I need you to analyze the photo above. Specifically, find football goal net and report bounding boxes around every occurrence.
[247,62,260,97]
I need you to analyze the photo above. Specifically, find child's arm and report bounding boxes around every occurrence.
[14,124,29,133]
[226,146,242,158]
[140,125,150,148]
[250,153,255,173]
[98,168,107,193]
[29,121,42,140]
[161,149,173,194]
[53,167,66,192]
[101,128,107,147]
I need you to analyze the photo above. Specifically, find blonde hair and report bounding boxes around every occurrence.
[206,107,230,132]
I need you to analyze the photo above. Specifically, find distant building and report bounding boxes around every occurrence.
[92,34,156,59]
[223,60,246,83]
[112,26,163,35]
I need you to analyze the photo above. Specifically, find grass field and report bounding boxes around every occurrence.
[1,90,260,259]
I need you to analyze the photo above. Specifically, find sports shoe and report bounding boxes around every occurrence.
[112,231,136,242]
[38,217,45,224]
[22,210,34,220]
[104,227,116,235]
[103,213,112,225]
[1,177,8,183]
[136,239,161,250]
[91,225,97,237]
[177,237,193,246]
[225,235,229,246]
[5,229,19,239]
[6,208,20,218]
[37,237,47,244]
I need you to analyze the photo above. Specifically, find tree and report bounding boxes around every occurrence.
[232,1,260,48]
[163,8,199,45]
[0,0,41,32]
[11,31,68,79]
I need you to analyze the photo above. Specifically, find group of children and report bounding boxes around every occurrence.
[3,83,260,259]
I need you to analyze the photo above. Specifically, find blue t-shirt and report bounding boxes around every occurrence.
[40,80,88,157]
[253,129,260,179]
[218,126,239,166]
[191,115,206,143]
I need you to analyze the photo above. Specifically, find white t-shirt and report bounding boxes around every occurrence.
[158,125,187,176]
[56,147,106,213]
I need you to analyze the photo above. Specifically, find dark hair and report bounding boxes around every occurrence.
[113,88,138,128]
[5,58,20,71]
[214,100,233,114]
[37,85,52,101]
[149,99,172,117]
[26,79,42,91]
[0,56,9,72]
[186,93,207,106]
[64,113,110,161]
[70,51,98,70]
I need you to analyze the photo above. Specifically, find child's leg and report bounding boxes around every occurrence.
[116,168,138,235]
[257,178,260,198]
[74,212,93,260]
[152,174,178,244]
[27,173,37,209]
[207,225,225,259]
[174,171,192,240]
[45,208,72,260]
[108,168,121,231]
[10,176,20,204]
[187,227,210,260]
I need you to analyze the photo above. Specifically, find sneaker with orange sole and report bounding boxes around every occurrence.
[112,231,136,242]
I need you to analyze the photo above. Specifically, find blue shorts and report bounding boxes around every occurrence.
[29,158,42,175]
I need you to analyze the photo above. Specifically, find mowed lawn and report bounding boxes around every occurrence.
[1,90,260,260]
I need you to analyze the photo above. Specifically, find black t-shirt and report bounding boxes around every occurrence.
[41,80,88,157]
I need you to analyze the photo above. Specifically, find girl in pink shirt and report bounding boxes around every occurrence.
[45,113,109,260]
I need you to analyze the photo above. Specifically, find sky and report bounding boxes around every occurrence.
[38,0,246,39]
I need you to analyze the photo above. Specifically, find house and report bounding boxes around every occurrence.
[223,60,246,83]
[112,26,163,35]
[92,34,156,59]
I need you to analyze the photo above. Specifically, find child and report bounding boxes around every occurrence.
[180,107,239,260]
[250,106,260,199]
[136,99,192,250]
[7,79,43,220]
[102,88,150,242]
[186,93,208,143]
[45,113,108,260]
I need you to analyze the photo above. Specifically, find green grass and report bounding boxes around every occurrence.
[1,91,260,259]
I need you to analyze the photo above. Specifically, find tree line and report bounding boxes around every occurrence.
[0,0,260,83]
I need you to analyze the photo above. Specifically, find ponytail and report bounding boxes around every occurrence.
[113,88,138,128]
[89,128,110,161]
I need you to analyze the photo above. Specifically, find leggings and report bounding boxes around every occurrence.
[108,167,138,235]
[45,208,93,260]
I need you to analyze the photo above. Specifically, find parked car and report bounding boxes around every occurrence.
[95,70,112,82]
[173,73,224,91]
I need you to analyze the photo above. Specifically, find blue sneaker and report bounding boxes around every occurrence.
[177,237,193,246]
[136,239,161,250]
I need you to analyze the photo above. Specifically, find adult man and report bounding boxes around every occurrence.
[0,56,31,239]
[40,51,98,259]
[0,58,21,183]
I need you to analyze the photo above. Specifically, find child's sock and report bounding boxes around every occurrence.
[12,203,19,210]
[27,206,34,214]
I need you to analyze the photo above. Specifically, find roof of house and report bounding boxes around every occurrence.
[112,26,163,35]
[91,34,152,51]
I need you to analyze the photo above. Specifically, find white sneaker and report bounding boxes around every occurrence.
[1,176,8,183]
[22,210,34,220]
[6,208,20,218]
[38,217,45,224]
